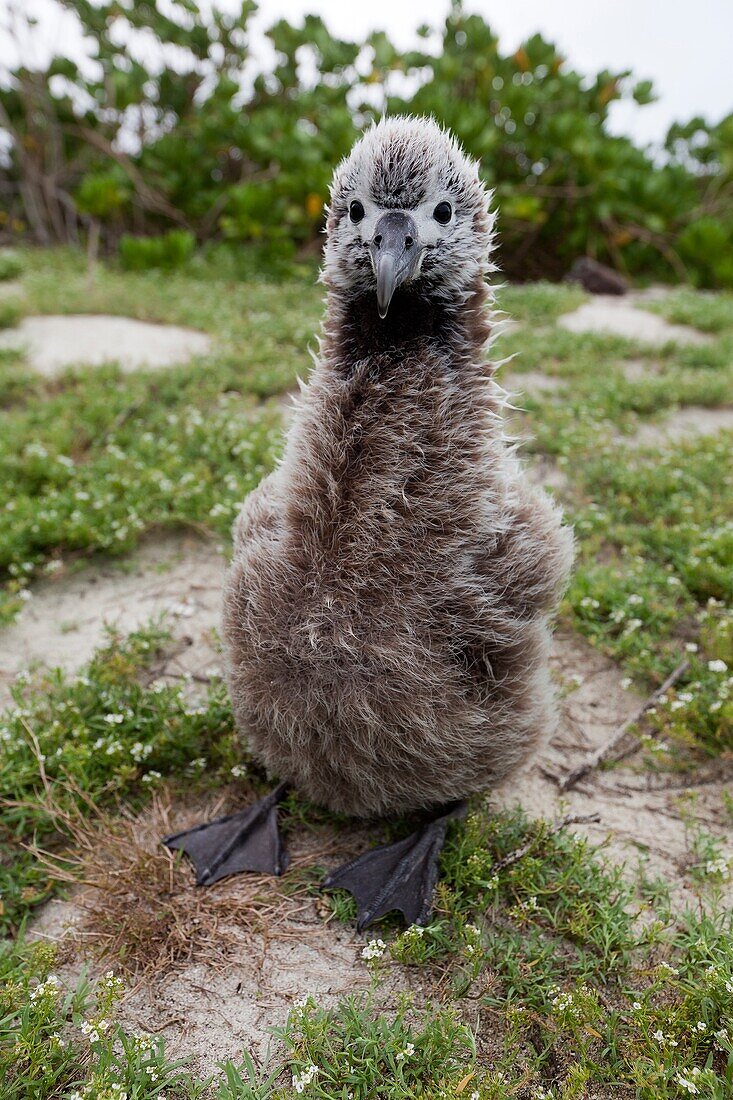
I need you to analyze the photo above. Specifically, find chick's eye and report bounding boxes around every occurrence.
[433,201,452,224]
[349,199,365,223]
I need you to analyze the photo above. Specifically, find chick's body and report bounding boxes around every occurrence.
[223,117,573,818]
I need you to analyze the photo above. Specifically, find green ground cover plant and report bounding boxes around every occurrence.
[0,249,321,623]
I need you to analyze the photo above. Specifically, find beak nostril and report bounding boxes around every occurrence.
[374,234,382,248]
[405,236,414,248]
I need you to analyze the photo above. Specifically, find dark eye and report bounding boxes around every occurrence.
[433,201,452,224]
[349,199,365,223]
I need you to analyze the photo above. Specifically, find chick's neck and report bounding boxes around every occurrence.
[322,278,491,374]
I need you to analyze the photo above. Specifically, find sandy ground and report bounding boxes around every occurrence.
[626,405,733,447]
[0,315,211,374]
[0,280,23,299]
[502,370,564,395]
[0,534,226,708]
[558,295,711,346]
[6,291,732,1076]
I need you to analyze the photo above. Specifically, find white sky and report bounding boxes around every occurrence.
[2,0,732,146]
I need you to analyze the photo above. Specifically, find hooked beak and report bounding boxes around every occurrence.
[369,211,423,319]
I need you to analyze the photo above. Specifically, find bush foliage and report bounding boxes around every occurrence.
[0,0,732,284]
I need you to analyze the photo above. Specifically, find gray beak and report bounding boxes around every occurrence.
[369,211,422,319]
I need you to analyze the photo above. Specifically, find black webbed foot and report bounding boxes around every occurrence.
[163,781,289,885]
[322,801,467,932]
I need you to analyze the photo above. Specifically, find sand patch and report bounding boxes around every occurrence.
[621,357,664,381]
[625,405,733,447]
[0,315,211,374]
[497,631,733,909]
[558,296,710,346]
[0,535,226,706]
[0,280,23,300]
[502,370,564,396]
[35,908,413,1077]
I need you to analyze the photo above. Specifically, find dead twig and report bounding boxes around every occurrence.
[101,397,146,446]
[489,812,602,875]
[558,659,690,792]
[163,670,213,684]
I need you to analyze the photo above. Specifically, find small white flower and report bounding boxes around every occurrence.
[708,659,728,673]
[362,938,386,961]
[675,1074,699,1095]
[685,643,699,653]
[230,764,246,778]
[632,1001,642,1011]
[292,1064,319,1093]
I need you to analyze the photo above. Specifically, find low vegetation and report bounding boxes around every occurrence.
[0,252,731,1096]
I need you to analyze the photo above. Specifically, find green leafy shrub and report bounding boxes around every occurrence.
[75,172,128,222]
[119,229,196,271]
[678,217,733,288]
[1,2,732,285]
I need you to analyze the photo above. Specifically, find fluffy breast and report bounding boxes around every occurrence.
[222,352,571,817]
